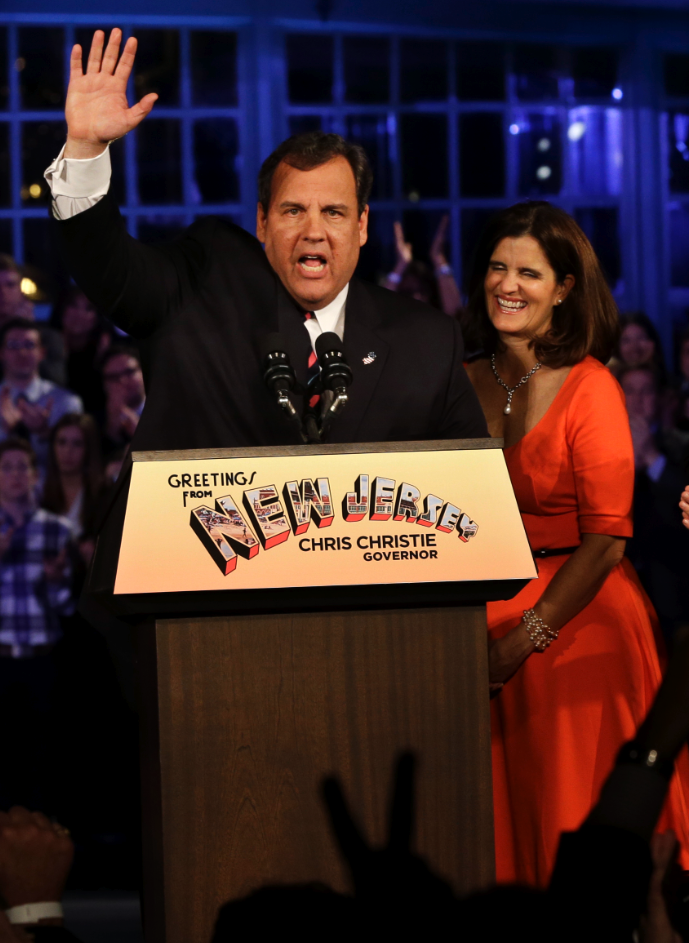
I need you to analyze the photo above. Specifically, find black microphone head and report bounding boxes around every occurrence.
[260,332,287,362]
[315,331,344,359]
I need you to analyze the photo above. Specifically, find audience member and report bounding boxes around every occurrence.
[0,806,79,942]
[49,288,112,416]
[0,439,72,812]
[384,216,462,317]
[610,311,668,382]
[99,346,144,459]
[621,364,689,639]
[676,326,689,395]
[42,414,106,574]
[0,256,66,388]
[0,321,83,473]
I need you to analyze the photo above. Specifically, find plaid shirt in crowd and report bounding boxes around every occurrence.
[0,506,73,655]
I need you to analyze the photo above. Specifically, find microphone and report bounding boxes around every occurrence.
[315,332,353,434]
[315,332,353,396]
[261,333,296,399]
[260,334,307,442]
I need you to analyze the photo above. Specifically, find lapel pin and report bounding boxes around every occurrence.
[362,351,377,365]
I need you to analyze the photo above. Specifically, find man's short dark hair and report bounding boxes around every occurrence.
[258,132,373,216]
[99,344,140,374]
[0,317,42,348]
[0,437,38,469]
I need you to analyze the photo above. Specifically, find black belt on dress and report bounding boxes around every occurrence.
[532,546,580,558]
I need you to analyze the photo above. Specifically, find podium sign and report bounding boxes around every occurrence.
[115,441,536,595]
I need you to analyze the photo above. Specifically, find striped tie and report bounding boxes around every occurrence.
[304,312,320,409]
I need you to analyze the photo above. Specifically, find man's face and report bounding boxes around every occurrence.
[0,449,36,504]
[256,156,369,310]
[0,271,23,321]
[102,354,145,408]
[0,328,43,382]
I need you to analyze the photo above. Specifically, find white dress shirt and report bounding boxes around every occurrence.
[44,146,349,351]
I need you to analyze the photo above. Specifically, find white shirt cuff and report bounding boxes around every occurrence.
[45,143,112,219]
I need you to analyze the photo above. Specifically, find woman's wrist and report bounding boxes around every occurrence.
[521,608,559,652]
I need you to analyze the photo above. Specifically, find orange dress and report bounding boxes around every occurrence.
[488,355,689,887]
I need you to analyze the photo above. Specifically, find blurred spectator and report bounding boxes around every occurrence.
[384,216,462,318]
[99,346,145,458]
[0,256,66,388]
[42,414,106,575]
[49,288,112,416]
[0,320,83,473]
[610,312,668,383]
[621,364,689,639]
[0,439,72,811]
[0,806,79,941]
[676,325,689,396]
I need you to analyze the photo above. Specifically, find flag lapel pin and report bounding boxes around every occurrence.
[362,351,377,365]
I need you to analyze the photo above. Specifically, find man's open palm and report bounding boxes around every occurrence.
[66,29,157,153]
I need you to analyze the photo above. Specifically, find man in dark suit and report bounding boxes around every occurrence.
[45,29,487,602]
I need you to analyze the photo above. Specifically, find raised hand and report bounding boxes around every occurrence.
[680,487,689,530]
[429,214,450,269]
[17,397,52,437]
[322,753,454,917]
[65,28,158,159]
[0,389,22,434]
[393,221,413,267]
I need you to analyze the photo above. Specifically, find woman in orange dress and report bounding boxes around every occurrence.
[465,201,689,888]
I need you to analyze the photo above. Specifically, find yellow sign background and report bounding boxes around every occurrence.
[114,447,537,594]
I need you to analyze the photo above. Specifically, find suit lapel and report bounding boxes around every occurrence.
[330,278,389,442]
[276,283,311,414]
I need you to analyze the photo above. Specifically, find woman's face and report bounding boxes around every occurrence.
[619,324,655,367]
[54,425,86,475]
[483,235,573,342]
[62,293,97,337]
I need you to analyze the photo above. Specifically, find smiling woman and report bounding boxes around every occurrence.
[467,201,618,367]
[464,202,689,887]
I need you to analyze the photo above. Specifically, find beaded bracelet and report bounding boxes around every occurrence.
[522,608,559,652]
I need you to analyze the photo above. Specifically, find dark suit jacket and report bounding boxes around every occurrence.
[55,195,488,596]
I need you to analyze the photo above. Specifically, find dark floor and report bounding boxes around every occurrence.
[63,892,144,943]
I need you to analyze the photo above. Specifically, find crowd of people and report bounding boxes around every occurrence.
[0,254,142,884]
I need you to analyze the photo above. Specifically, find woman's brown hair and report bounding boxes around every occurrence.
[466,201,620,367]
[42,413,104,527]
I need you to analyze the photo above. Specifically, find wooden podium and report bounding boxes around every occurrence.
[92,439,535,943]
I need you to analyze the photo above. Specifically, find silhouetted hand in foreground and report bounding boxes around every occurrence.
[322,753,455,927]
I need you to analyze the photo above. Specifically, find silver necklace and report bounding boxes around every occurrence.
[491,354,542,415]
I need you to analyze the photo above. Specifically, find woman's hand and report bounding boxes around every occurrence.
[489,623,535,686]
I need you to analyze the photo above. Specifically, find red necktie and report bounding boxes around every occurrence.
[304,312,320,409]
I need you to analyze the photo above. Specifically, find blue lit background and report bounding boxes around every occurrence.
[3,0,689,360]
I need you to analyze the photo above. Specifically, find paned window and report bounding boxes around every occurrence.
[0,22,243,301]
[285,35,624,290]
